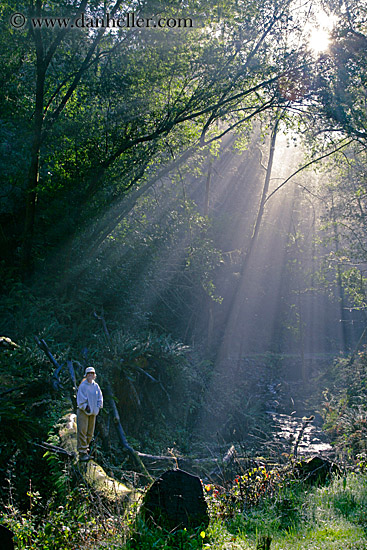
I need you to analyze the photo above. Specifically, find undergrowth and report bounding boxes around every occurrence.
[117,469,367,550]
[320,351,367,461]
[3,341,367,549]
[2,453,367,549]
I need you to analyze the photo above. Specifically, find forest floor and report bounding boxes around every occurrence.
[3,347,366,549]
[82,469,367,550]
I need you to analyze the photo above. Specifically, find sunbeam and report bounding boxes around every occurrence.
[196,129,351,439]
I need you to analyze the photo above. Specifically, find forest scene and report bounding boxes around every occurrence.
[2,0,367,548]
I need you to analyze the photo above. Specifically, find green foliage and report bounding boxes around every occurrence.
[233,466,283,508]
[0,0,298,281]
[207,471,367,549]
[109,329,189,364]
[321,352,367,460]
[125,520,207,550]
[0,342,52,440]
[204,463,303,535]
[0,275,103,343]
[342,268,367,311]
[1,485,122,550]
[43,446,70,499]
[95,328,211,454]
[313,4,367,145]
[0,338,80,511]
[313,144,367,320]
[118,470,367,550]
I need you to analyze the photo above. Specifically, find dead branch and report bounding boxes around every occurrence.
[34,441,74,457]
[125,361,170,402]
[105,382,153,481]
[35,336,63,390]
[93,310,111,341]
[264,139,354,205]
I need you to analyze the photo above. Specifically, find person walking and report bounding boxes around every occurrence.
[77,366,103,462]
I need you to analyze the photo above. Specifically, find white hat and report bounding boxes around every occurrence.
[85,367,96,375]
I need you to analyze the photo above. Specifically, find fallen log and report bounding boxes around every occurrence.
[136,452,177,473]
[35,337,152,481]
[104,383,134,454]
[58,412,134,502]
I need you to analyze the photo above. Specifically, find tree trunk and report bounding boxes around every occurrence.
[20,32,46,280]
[204,159,212,216]
[331,196,349,352]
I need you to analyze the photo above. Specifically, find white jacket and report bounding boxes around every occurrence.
[77,379,103,416]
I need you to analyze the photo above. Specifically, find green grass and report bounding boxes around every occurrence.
[224,472,367,550]
[118,472,367,550]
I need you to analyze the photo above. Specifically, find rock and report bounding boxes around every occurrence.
[295,456,339,485]
[0,524,15,550]
[142,469,209,530]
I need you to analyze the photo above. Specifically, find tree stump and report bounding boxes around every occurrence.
[295,456,339,485]
[142,469,209,530]
[0,525,15,550]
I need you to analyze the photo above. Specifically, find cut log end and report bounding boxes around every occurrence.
[142,469,209,530]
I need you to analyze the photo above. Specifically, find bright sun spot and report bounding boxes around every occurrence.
[307,11,337,54]
[309,27,330,53]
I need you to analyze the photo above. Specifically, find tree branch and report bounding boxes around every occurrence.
[264,139,354,204]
